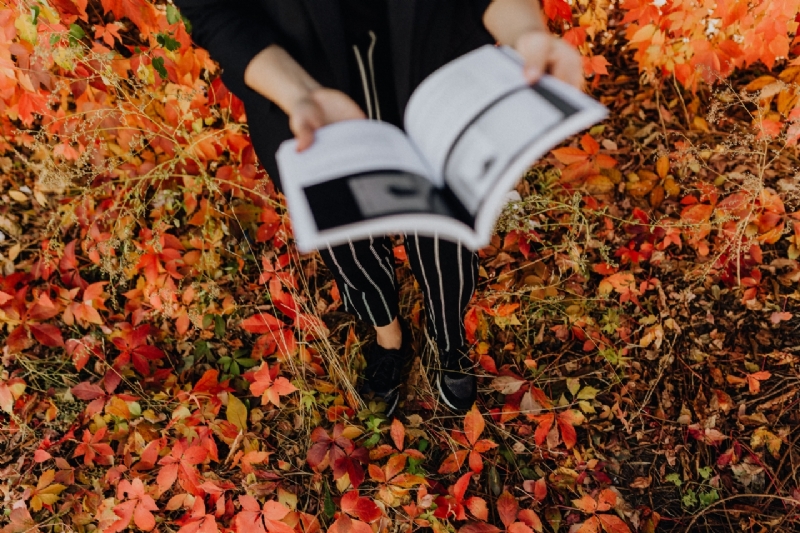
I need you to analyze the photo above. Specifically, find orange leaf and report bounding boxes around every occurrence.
[390,418,405,450]
[580,134,599,155]
[497,492,518,528]
[464,404,484,445]
[551,146,589,165]
[681,203,714,225]
[598,514,631,533]
[746,371,771,394]
[438,449,469,474]
[573,494,597,514]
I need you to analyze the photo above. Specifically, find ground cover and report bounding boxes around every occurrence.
[1,1,800,532]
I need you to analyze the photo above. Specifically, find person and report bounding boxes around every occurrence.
[174,0,584,415]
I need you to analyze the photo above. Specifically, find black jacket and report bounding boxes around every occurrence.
[174,0,495,187]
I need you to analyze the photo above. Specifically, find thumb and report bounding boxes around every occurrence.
[292,114,323,152]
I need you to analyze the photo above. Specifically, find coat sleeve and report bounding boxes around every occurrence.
[173,0,279,96]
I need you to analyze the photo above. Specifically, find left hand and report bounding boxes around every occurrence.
[514,30,584,90]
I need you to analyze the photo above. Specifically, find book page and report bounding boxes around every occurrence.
[404,45,529,186]
[277,120,466,253]
[277,120,431,186]
[467,74,609,246]
[444,88,563,214]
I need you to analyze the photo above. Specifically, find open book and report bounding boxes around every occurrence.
[277,45,608,253]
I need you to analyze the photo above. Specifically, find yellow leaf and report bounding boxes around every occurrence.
[226,393,248,432]
[585,174,615,195]
[630,24,656,43]
[14,14,37,45]
[9,190,28,203]
[664,177,681,197]
[656,156,669,179]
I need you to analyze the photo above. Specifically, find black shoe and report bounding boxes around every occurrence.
[360,320,412,417]
[436,346,477,411]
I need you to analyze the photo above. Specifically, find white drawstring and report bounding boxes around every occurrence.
[366,31,381,121]
[352,31,381,121]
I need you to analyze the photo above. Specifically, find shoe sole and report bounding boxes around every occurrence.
[436,375,461,411]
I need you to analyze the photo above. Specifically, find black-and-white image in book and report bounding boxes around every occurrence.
[276,45,608,253]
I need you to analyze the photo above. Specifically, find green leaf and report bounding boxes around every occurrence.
[215,315,226,338]
[698,466,713,480]
[166,4,182,25]
[699,489,719,508]
[69,24,85,42]
[682,489,697,508]
[665,473,682,487]
[203,314,214,329]
[545,507,562,532]
[31,6,40,24]
[156,33,180,52]
[323,484,335,518]
[237,357,257,368]
[151,57,167,79]
[194,340,211,361]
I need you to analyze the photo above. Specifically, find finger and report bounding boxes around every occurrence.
[516,32,551,83]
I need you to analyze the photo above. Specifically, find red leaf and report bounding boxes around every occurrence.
[30,324,65,348]
[541,0,573,21]
[340,491,381,523]
[71,381,106,400]
[241,313,285,334]
[497,492,519,528]
[556,410,584,450]
[452,472,473,502]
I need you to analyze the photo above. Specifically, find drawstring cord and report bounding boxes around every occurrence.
[352,31,381,121]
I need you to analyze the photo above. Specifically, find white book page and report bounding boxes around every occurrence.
[445,88,563,214]
[276,120,435,253]
[276,120,431,186]
[471,75,609,245]
[404,45,528,185]
[298,215,485,255]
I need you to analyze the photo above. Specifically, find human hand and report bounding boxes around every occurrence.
[289,88,366,151]
[514,31,585,90]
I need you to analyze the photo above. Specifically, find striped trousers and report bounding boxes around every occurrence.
[319,233,478,353]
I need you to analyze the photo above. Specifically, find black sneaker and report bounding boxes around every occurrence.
[436,346,477,411]
[360,320,412,416]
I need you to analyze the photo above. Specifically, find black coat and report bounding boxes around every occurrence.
[174,0,495,188]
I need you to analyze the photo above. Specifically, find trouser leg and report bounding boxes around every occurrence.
[318,236,398,327]
[404,232,478,353]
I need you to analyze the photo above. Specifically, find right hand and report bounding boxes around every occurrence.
[289,88,366,151]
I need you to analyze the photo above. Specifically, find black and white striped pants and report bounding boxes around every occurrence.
[319,234,478,353]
